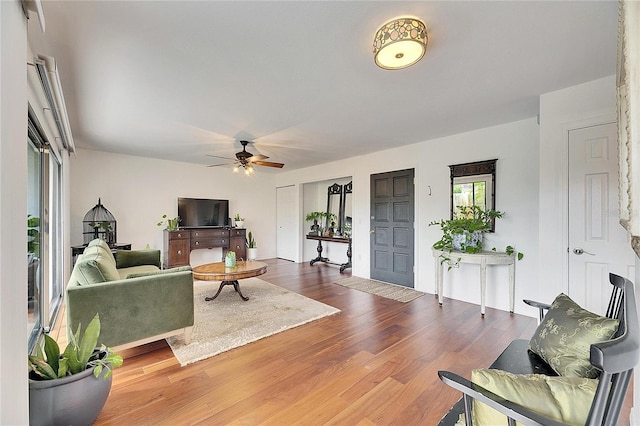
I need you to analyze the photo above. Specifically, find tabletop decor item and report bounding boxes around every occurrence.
[430,205,523,269]
[157,214,180,231]
[225,250,236,268]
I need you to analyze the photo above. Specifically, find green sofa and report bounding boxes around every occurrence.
[66,239,194,349]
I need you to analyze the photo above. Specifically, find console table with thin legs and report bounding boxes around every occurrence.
[432,248,516,316]
[306,235,352,272]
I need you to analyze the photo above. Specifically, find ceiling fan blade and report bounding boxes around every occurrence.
[206,161,237,167]
[253,160,285,168]
[206,154,235,160]
[247,154,268,162]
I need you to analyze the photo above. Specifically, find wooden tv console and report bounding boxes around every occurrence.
[163,228,246,269]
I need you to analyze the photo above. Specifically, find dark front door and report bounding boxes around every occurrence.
[370,169,415,287]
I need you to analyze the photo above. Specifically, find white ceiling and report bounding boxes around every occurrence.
[27,1,619,172]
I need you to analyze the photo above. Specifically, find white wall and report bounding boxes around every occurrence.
[538,76,617,302]
[70,148,277,264]
[277,118,541,315]
[0,1,29,423]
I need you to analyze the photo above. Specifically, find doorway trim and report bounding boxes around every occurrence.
[556,114,617,294]
[369,168,416,287]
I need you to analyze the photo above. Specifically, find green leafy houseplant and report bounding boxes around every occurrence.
[305,211,338,236]
[157,214,180,231]
[28,314,123,426]
[430,205,503,253]
[234,213,244,222]
[27,214,40,257]
[247,231,256,248]
[430,206,523,268]
[343,222,352,238]
[305,211,324,235]
[305,211,324,222]
[28,313,122,381]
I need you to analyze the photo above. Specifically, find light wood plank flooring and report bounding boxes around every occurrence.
[54,258,630,424]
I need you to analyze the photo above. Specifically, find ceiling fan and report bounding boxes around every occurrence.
[206,140,284,174]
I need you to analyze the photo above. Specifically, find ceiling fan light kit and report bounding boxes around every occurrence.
[373,16,428,70]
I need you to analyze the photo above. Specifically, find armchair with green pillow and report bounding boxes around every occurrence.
[67,239,194,350]
[438,273,639,425]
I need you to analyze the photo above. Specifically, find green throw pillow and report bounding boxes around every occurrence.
[528,293,619,378]
[87,238,116,265]
[126,266,192,279]
[73,248,120,285]
[461,369,597,426]
[115,249,161,269]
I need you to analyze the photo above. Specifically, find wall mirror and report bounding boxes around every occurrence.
[326,183,342,232]
[449,159,497,230]
[341,181,352,237]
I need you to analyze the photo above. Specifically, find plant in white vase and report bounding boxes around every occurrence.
[234,213,245,228]
[247,231,257,260]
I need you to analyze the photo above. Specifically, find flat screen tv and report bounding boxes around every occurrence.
[178,198,229,228]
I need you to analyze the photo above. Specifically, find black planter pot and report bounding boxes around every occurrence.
[28,364,112,426]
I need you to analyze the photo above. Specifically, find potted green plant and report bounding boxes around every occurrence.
[430,206,503,253]
[28,313,123,426]
[234,213,245,228]
[343,221,352,238]
[430,205,523,268]
[246,231,257,260]
[325,212,338,236]
[225,250,237,267]
[157,214,180,231]
[305,211,324,236]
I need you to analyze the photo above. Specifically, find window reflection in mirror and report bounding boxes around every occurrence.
[450,159,497,230]
[453,174,491,211]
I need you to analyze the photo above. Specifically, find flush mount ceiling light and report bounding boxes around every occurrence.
[373,17,428,70]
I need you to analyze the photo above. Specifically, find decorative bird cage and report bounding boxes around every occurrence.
[82,198,117,245]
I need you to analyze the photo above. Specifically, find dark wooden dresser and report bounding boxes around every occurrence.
[163,228,246,268]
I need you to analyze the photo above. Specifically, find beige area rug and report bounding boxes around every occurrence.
[334,276,425,303]
[166,277,340,366]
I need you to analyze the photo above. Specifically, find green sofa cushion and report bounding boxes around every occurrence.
[87,238,116,265]
[464,369,597,425]
[125,266,192,279]
[528,293,619,378]
[115,249,161,269]
[74,248,120,285]
[118,265,161,280]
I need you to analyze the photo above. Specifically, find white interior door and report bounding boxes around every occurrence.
[568,123,635,314]
[276,185,297,261]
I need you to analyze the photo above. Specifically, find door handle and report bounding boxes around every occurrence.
[370,230,375,234]
[573,248,595,256]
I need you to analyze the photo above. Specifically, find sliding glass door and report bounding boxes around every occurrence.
[27,111,64,350]
[27,138,42,348]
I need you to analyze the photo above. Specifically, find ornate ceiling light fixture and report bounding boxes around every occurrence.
[373,17,428,70]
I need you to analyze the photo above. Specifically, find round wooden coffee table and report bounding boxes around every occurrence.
[192,260,268,301]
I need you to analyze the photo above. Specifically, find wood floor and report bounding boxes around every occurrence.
[61,258,626,425]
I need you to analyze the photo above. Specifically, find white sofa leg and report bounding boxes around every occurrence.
[184,326,193,345]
